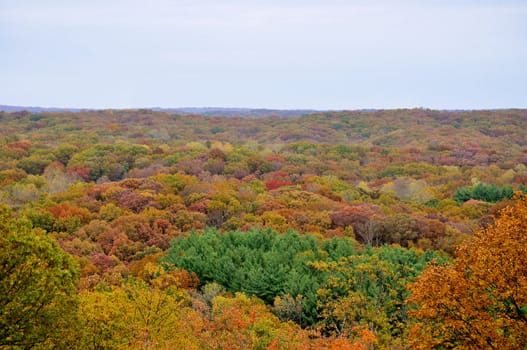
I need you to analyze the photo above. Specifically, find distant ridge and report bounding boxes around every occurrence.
[3,104,520,117]
[0,105,88,113]
[0,105,321,118]
[152,107,323,118]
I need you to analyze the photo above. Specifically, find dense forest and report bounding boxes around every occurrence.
[1,108,527,349]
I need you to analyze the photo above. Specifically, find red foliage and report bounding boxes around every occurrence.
[91,252,117,273]
[330,203,383,228]
[266,154,285,163]
[97,229,128,256]
[267,170,289,178]
[117,190,159,213]
[188,200,209,213]
[7,140,32,151]
[513,173,527,185]
[264,179,293,191]
[68,164,91,181]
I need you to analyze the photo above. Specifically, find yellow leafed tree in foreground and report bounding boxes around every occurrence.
[0,205,78,349]
[408,193,527,349]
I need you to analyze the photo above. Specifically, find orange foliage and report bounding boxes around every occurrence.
[7,140,32,152]
[408,193,527,349]
[46,202,91,220]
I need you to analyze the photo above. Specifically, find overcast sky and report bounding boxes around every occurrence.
[1,0,526,110]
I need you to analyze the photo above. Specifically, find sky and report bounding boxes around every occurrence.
[1,0,526,110]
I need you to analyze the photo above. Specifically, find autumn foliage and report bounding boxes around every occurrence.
[408,193,527,349]
[1,108,527,348]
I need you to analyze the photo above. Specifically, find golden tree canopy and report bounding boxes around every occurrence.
[408,193,527,349]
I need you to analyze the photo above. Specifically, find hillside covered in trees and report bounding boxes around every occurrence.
[1,108,527,349]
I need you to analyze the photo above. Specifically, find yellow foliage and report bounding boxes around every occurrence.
[72,282,196,349]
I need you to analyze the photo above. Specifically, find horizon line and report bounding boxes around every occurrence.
[1,103,526,113]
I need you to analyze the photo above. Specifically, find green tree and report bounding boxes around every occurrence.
[163,228,362,325]
[454,183,514,203]
[0,205,79,349]
[312,246,445,345]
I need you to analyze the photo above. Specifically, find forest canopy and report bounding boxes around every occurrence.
[1,108,526,349]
